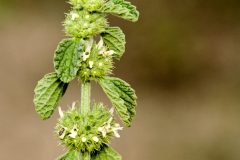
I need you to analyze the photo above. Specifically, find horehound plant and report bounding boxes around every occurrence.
[33,0,139,159]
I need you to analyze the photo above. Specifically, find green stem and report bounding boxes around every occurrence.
[81,81,91,114]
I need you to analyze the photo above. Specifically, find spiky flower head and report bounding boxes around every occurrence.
[55,103,123,153]
[64,10,108,38]
[78,38,114,82]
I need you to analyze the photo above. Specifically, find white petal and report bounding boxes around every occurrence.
[97,38,104,49]
[71,13,79,20]
[89,61,94,68]
[69,132,77,138]
[86,38,93,53]
[59,134,65,139]
[113,130,121,138]
[108,50,115,55]
[92,136,99,142]
[58,107,64,118]
[82,137,87,142]
[82,53,90,61]
[98,127,107,137]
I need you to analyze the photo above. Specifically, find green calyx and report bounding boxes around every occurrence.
[64,10,108,38]
[78,39,114,82]
[56,103,122,153]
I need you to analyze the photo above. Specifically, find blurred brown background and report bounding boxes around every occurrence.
[1,0,240,159]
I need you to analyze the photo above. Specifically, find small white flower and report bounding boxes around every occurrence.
[97,38,104,50]
[99,47,106,55]
[112,123,123,138]
[89,61,94,68]
[69,125,78,138]
[71,12,79,20]
[104,50,115,56]
[98,126,107,137]
[107,117,113,128]
[82,39,94,61]
[92,136,99,142]
[82,53,90,61]
[87,38,94,51]
[58,107,64,118]
[59,127,67,139]
[82,137,87,142]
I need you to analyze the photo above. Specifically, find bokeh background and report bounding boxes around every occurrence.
[1,0,240,159]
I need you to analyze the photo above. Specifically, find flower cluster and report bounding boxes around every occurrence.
[78,38,114,82]
[55,103,123,153]
[64,9,108,38]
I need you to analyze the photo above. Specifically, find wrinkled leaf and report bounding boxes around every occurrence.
[58,150,80,160]
[101,27,125,60]
[91,146,122,160]
[99,77,137,126]
[34,72,68,120]
[54,38,85,83]
[102,0,139,22]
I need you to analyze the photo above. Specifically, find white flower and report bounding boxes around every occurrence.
[97,38,104,50]
[89,61,94,68]
[98,117,123,138]
[92,136,99,142]
[106,50,115,56]
[82,53,90,61]
[71,12,79,20]
[58,107,64,118]
[100,48,115,57]
[98,126,107,137]
[82,137,87,142]
[112,123,123,138]
[82,38,93,61]
[69,125,78,138]
[59,127,67,139]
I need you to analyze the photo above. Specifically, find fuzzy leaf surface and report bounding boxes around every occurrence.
[99,77,137,126]
[54,38,85,83]
[34,73,68,120]
[101,27,125,60]
[102,0,139,22]
[91,146,122,160]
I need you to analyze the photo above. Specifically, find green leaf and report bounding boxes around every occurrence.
[54,38,85,83]
[99,77,137,126]
[102,0,139,22]
[57,150,79,160]
[91,146,122,160]
[34,72,68,120]
[101,27,126,60]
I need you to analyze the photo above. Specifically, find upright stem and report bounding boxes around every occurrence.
[81,81,91,114]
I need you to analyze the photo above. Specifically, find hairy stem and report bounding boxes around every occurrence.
[81,81,91,114]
